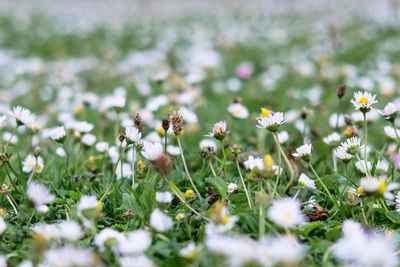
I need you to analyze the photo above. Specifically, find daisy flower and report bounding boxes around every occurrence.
[9,106,35,126]
[244,155,264,171]
[355,160,372,174]
[141,142,163,161]
[81,133,96,147]
[227,103,249,119]
[118,229,151,255]
[0,217,6,235]
[22,154,44,173]
[155,192,173,203]
[380,102,397,122]
[27,182,55,207]
[50,126,66,143]
[256,112,285,132]
[95,142,109,152]
[277,131,289,144]
[340,137,364,155]
[150,208,173,232]
[125,126,142,144]
[94,228,124,251]
[350,91,377,113]
[268,198,305,228]
[298,173,316,188]
[335,146,353,164]
[206,121,229,140]
[323,132,341,146]
[384,126,400,140]
[376,160,389,173]
[292,144,312,162]
[227,183,238,194]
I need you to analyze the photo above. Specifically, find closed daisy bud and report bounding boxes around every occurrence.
[176,213,185,221]
[185,189,195,199]
[337,84,346,99]
[380,102,398,122]
[162,118,170,131]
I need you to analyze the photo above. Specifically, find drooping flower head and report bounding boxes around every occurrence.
[256,112,285,132]
[380,102,398,122]
[335,146,353,164]
[292,144,312,162]
[350,91,377,113]
[340,137,364,155]
[9,106,35,126]
[206,121,229,140]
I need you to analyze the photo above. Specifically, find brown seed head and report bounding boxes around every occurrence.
[171,112,183,136]
[337,84,346,99]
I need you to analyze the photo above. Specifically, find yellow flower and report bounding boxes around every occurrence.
[137,160,145,169]
[74,105,84,114]
[88,156,94,162]
[264,154,274,168]
[158,127,166,135]
[357,187,363,195]
[185,189,194,198]
[221,216,230,225]
[261,108,270,118]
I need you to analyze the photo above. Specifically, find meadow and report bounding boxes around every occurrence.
[0,5,400,266]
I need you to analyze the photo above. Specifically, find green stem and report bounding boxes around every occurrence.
[132,148,136,188]
[63,142,70,177]
[177,137,204,212]
[363,113,372,177]
[3,126,18,152]
[271,132,282,199]
[6,194,18,214]
[282,149,295,192]
[208,159,217,177]
[236,158,253,210]
[164,133,167,154]
[99,146,127,202]
[340,164,349,199]
[309,163,338,208]
[162,175,210,222]
[220,140,227,176]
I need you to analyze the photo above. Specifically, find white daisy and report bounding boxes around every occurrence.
[95,142,109,152]
[141,142,163,161]
[206,121,229,140]
[278,131,289,144]
[298,173,315,188]
[27,182,55,207]
[227,103,249,119]
[156,191,173,203]
[256,112,285,132]
[335,146,353,164]
[94,228,124,251]
[323,132,341,146]
[81,133,96,147]
[125,126,142,144]
[49,126,66,143]
[0,217,6,235]
[376,160,389,173]
[118,229,151,255]
[227,183,238,194]
[350,91,377,112]
[292,144,312,162]
[150,208,173,232]
[380,102,397,122]
[244,155,264,171]
[340,137,364,155]
[355,160,372,174]
[199,139,217,150]
[384,126,400,140]
[22,154,44,173]
[9,106,35,126]
[268,198,305,228]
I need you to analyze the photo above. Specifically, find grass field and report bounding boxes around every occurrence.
[1,2,400,266]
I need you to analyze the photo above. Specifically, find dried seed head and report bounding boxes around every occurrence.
[162,118,170,131]
[171,112,183,136]
[344,115,353,126]
[200,146,215,159]
[337,84,346,99]
[151,154,172,176]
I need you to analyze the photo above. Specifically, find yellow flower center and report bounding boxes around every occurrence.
[357,187,363,195]
[137,160,145,169]
[261,108,270,118]
[158,127,165,135]
[28,163,33,168]
[74,105,84,114]
[264,154,274,168]
[233,109,242,116]
[282,212,293,221]
[344,129,353,137]
[221,216,230,225]
[358,97,368,105]
[89,156,94,161]
[35,165,41,171]
[97,201,103,210]
[377,181,386,195]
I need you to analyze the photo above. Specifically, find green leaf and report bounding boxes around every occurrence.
[206,176,226,199]
[121,193,143,217]
[168,180,186,200]
[385,211,400,224]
